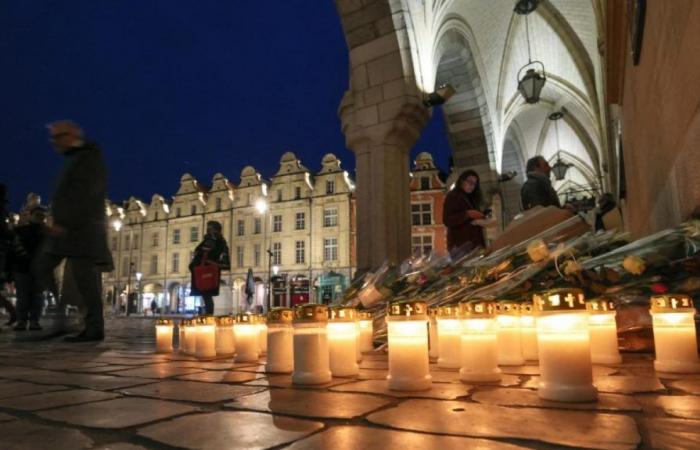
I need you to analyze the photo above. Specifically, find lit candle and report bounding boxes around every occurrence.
[386,299,431,391]
[520,302,538,361]
[256,315,268,355]
[184,319,197,355]
[428,306,440,360]
[178,319,186,352]
[292,304,332,385]
[266,308,294,374]
[459,300,501,382]
[215,316,236,356]
[234,313,260,363]
[533,288,597,402]
[650,294,700,373]
[586,298,622,365]
[155,319,174,353]
[328,306,359,377]
[357,311,374,353]
[436,305,462,370]
[496,300,525,366]
[195,316,217,359]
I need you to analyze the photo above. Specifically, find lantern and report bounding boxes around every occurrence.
[436,305,462,369]
[234,313,259,363]
[496,300,525,366]
[586,298,622,365]
[292,304,332,385]
[459,300,501,382]
[386,299,431,391]
[195,316,217,359]
[328,306,359,377]
[155,319,173,353]
[520,302,538,361]
[266,307,294,374]
[650,294,700,373]
[215,316,235,356]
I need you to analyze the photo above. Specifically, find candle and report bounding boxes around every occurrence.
[357,311,374,353]
[459,300,501,382]
[215,316,236,356]
[650,294,700,373]
[533,288,597,402]
[155,319,174,353]
[178,319,186,352]
[234,313,260,363]
[195,316,217,359]
[386,299,431,391]
[184,319,197,355]
[586,298,622,365]
[428,306,439,360]
[328,306,359,377]
[496,301,525,366]
[292,304,332,385]
[436,305,461,370]
[520,302,538,361]
[256,315,268,355]
[266,308,294,374]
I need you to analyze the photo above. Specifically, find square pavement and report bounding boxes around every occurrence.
[0,316,697,449]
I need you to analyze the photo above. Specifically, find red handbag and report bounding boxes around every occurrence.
[194,252,220,292]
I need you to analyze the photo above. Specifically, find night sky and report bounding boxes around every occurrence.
[0,1,449,211]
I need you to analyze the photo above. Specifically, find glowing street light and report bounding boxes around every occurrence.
[255,198,268,214]
[112,219,123,232]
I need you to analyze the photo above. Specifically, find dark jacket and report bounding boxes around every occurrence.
[442,189,485,251]
[520,172,561,210]
[12,223,45,274]
[0,206,11,282]
[189,234,230,297]
[46,143,113,270]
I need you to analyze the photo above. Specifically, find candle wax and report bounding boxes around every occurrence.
[387,319,431,391]
[266,325,294,373]
[460,319,501,382]
[234,324,260,363]
[652,313,700,373]
[155,325,173,353]
[589,313,621,365]
[328,322,359,377]
[496,315,524,366]
[292,325,332,385]
[437,318,461,369]
[195,324,217,359]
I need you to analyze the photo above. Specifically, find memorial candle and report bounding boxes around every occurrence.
[358,311,374,353]
[195,316,217,359]
[215,316,235,356]
[266,308,294,374]
[234,313,259,363]
[292,304,332,385]
[178,319,186,352]
[459,300,501,382]
[496,300,525,366]
[534,289,597,402]
[184,319,197,355]
[386,299,431,391]
[155,319,174,353]
[428,307,439,360]
[437,305,462,370]
[328,306,359,377]
[586,298,622,365]
[257,315,268,355]
[650,294,700,373]
[520,302,538,361]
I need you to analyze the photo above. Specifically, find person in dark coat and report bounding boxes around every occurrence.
[520,156,561,210]
[0,183,18,326]
[189,221,230,315]
[443,169,486,253]
[34,121,113,342]
[12,206,48,330]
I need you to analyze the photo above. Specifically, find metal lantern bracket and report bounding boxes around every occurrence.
[517,60,547,84]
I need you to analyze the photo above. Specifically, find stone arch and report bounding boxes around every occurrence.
[500,125,527,225]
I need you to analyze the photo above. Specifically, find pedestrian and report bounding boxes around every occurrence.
[443,169,486,253]
[150,298,158,316]
[189,221,230,315]
[520,156,562,210]
[33,121,113,342]
[0,183,18,326]
[12,206,48,331]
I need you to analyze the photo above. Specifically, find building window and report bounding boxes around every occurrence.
[273,215,282,232]
[152,232,159,248]
[150,255,158,274]
[122,258,129,276]
[295,212,305,230]
[111,237,118,251]
[123,235,130,250]
[276,189,283,202]
[236,246,244,268]
[215,197,222,211]
[191,205,197,215]
[411,203,432,226]
[133,234,139,249]
[254,244,261,267]
[246,193,251,206]
[412,235,433,257]
[254,218,261,234]
[172,229,181,245]
[295,240,305,264]
[155,212,159,220]
[323,238,338,262]
[420,176,430,190]
[323,208,338,227]
[272,242,282,265]
[326,180,335,194]
[190,226,199,243]
[237,219,245,236]
[176,207,181,218]
[172,253,180,273]
[132,258,138,273]
[294,186,301,200]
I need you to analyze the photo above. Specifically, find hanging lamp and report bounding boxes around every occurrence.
[548,111,571,181]
[515,1,546,104]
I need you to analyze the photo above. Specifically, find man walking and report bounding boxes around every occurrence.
[520,156,562,210]
[35,121,113,341]
[12,206,48,331]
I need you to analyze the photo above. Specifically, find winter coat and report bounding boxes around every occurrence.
[11,223,45,274]
[520,172,561,210]
[442,189,485,252]
[46,143,113,270]
[189,234,230,297]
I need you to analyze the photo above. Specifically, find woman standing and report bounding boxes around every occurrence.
[189,221,230,315]
[442,170,486,253]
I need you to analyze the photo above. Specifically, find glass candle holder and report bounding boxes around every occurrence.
[650,294,700,373]
[256,315,268,355]
[155,319,174,353]
[586,298,622,365]
[195,316,217,359]
[437,305,462,370]
[215,316,235,356]
[386,299,431,391]
[520,302,538,361]
[496,300,525,366]
[234,313,260,363]
[184,319,197,355]
[266,308,294,373]
[292,304,332,385]
[178,319,186,352]
[328,306,359,377]
[358,310,374,353]
[428,307,440,360]
[534,288,597,402]
[459,300,501,382]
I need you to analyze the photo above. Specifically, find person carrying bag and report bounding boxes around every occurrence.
[189,221,230,315]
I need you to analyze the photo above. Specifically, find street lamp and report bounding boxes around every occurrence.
[135,271,143,316]
[255,197,271,312]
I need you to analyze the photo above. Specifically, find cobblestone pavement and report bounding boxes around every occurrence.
[0,317,698,449]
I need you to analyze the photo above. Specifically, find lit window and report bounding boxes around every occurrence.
[272,242,282,265]
[295,240,305,264]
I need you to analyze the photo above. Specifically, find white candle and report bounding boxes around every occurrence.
[178,320,186,352]
[520,303,538,361]
[459,300,501,382]
[534,289,597,402]
[496,301,524,366]
[355,321,362,363]
[328,307,359,377]
[266,308,294,373]
[650,294,700,373]
[257,316,268,355]
[215,316,236,356]
[436,305,461,370]
[386,300,431,391]
[155,319,174,353]
[428,308,439,360]
[184,320,197,355]
[292,304,332,385]
[358,312,374,353]
[195,316,217,359]
[234,313,260,363]
[587,299,621,365]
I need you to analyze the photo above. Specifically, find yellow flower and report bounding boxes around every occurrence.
[563,260,582,276]
[622,255,646,275]
[527,239,550,262]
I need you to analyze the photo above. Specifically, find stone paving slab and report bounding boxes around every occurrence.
[366,399,641,450]
[329,379,473,400]
[66,364,135,374]
[522,374,667,394]
[0,412,17,422]
[0,381,67,399]
[0,419,94,450]
[138,411,324,449]
[472,387,642,412]
[244,374,354,389]
[38,397,198,429]
[176,370,265,384]
[120,380,266,403]
[668,378,700,395]
[429,370,521,387]
[500,365,618,377]
[644,417,700,450]
[92,444,150,450]
[226,388,391,419]
[109,365,206,379]
[0,388,120,411]
[637,395,700,419]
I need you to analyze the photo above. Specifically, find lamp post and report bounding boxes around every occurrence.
[255,198,271,312]
[135,271,142,316]
[111,219,123,311]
